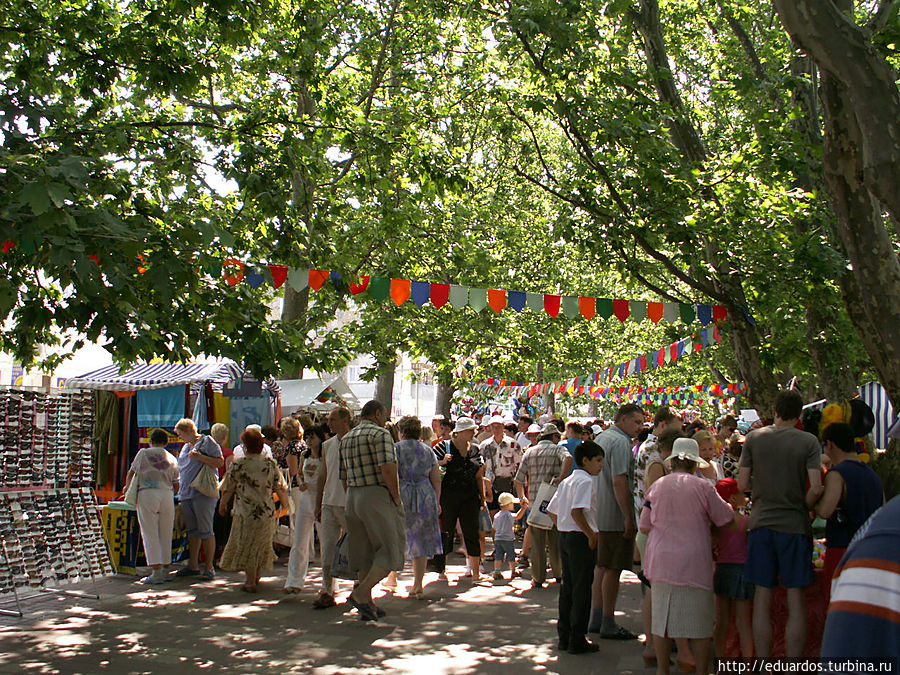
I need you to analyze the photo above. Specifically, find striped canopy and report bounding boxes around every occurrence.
[65,361,246,392]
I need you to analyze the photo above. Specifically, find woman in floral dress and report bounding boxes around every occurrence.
[395,416,442,598]
[218,428,288,592]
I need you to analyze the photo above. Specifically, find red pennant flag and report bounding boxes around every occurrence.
[613,299,630,322]
[670,342,679,362]
[647,302,664,323]
[713,305,728,322]
[544,294,561,317]
[308,269,328,291]
[487,289,507,313]
[640,355,647,372]
[430,283,449,308]
[223,258,245,286]
[390,278,411,306]
[350,275,371,294]
[269,265,287,289]
[713,324,721,343]
[579,296,596,320]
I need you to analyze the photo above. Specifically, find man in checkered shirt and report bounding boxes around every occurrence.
[515,423,573,588]
[339,400,406,621]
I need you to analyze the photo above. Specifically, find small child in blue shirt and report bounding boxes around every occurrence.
[492,492,525,580]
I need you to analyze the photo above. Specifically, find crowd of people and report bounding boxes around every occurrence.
[122,389,896,670]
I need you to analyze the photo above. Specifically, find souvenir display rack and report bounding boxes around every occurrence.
[0,387,111,617]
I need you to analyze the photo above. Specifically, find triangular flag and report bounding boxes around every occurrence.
[696,304,712,326]
[430,283,449,308]
[368,276,390,301]
[630,301,647,322]
[245,265,267,289]
[562,296,580,318]
[597,298,614,319]
[713,324,722,343]
[287,267,308,292]
[679,303,695,324]
[676,340,686,357]
[508,290,526,312]
[613,299,630,322]
[647,302,664,323]
[487,289,507,313]
[579,296,596,320]
[269,265,287,289]
[700,328,709,347]
[665,344,675,363]
[223,259,244,286]
[640,355,648,372]
[544,294,561,318]
[469,288,488,312]
[449,285,468,309]
[713,305,728,322]
[390,278,411,306]
[308,269,329,292]
[662,303,679,323]
[410,281,430,306]
[350,276,371,295]
[526,292,543,312]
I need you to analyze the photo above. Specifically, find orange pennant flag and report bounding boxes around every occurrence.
[308,269,329,291]
[390,278,411,306]
[487,289,507,313]
[579,296,596,320]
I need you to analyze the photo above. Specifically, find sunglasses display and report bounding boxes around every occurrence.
[0,388,111,608]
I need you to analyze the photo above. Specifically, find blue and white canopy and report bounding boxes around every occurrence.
[65,360,246,392]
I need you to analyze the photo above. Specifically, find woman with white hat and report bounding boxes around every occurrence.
[432,417,486,582]
[639,437,736,674]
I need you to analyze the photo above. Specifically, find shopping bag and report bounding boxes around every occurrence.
[526,481,557,530]
[331,532,358,580]
[123,478,139,506]
[190,465,220,498]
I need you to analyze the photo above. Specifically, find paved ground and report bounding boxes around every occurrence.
[0,553,652,674]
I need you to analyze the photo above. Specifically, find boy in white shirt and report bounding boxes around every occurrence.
[547,440,605,655]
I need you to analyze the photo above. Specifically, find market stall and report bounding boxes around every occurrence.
[277,374,360,417]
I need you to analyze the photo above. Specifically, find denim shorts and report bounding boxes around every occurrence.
[494,540,516,563]
[180,494,217,539]
[745,528,814,588]
[714,562,755,600]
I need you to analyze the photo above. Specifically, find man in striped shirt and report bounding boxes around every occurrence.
[822,495,900,658]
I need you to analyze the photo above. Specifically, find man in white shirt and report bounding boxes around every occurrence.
[313,407,351,609]
[515,414,534,451]
[480,415,522,510]
[548,440,605,654]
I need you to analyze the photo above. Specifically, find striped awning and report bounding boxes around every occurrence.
[65,361,246,392]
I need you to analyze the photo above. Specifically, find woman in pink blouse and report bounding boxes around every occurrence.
[639,438,735,675]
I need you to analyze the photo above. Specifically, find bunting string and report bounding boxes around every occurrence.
[217,261,730,327]
[466,325,733,399]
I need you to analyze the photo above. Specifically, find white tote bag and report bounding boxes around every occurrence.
[526,481,557,530]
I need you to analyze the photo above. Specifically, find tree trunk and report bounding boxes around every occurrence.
[774,0,900,221]
[435,381,456,420]
[633,0,780,414]
[819,70,900,411]
[373,361,396,414]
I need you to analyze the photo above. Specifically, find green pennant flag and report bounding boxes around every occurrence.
[525,292,543,313]
[562,296,580,318]
[679,303,696,324]
[597,298,614,319]
[368,276,390,302]
[449,285,469,309]
[469,288,488,312]
[630,301,647,322]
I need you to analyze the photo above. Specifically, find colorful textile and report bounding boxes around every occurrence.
[137,385,184,428]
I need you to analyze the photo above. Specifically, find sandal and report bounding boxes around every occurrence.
[346,594,378,621]
[599,625,639,640]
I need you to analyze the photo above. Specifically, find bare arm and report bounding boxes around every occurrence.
[123,469,135,494]
[476,465,486,502]
[645,462,665,489]
[190,449,224,469]
[808,468,828,512]
[381,462,401,506]
[286,453,299,481]
[514,479,528,508]
[558,455,573,482]
[612,473,636,538]
[429,462,441,508]
[218,489,234,515]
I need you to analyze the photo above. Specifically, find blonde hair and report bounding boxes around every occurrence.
[210,423,229,444]
[420,426,435,444]
[174,418,197,434]
[692,429,716,447]
[280,416,302,440]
